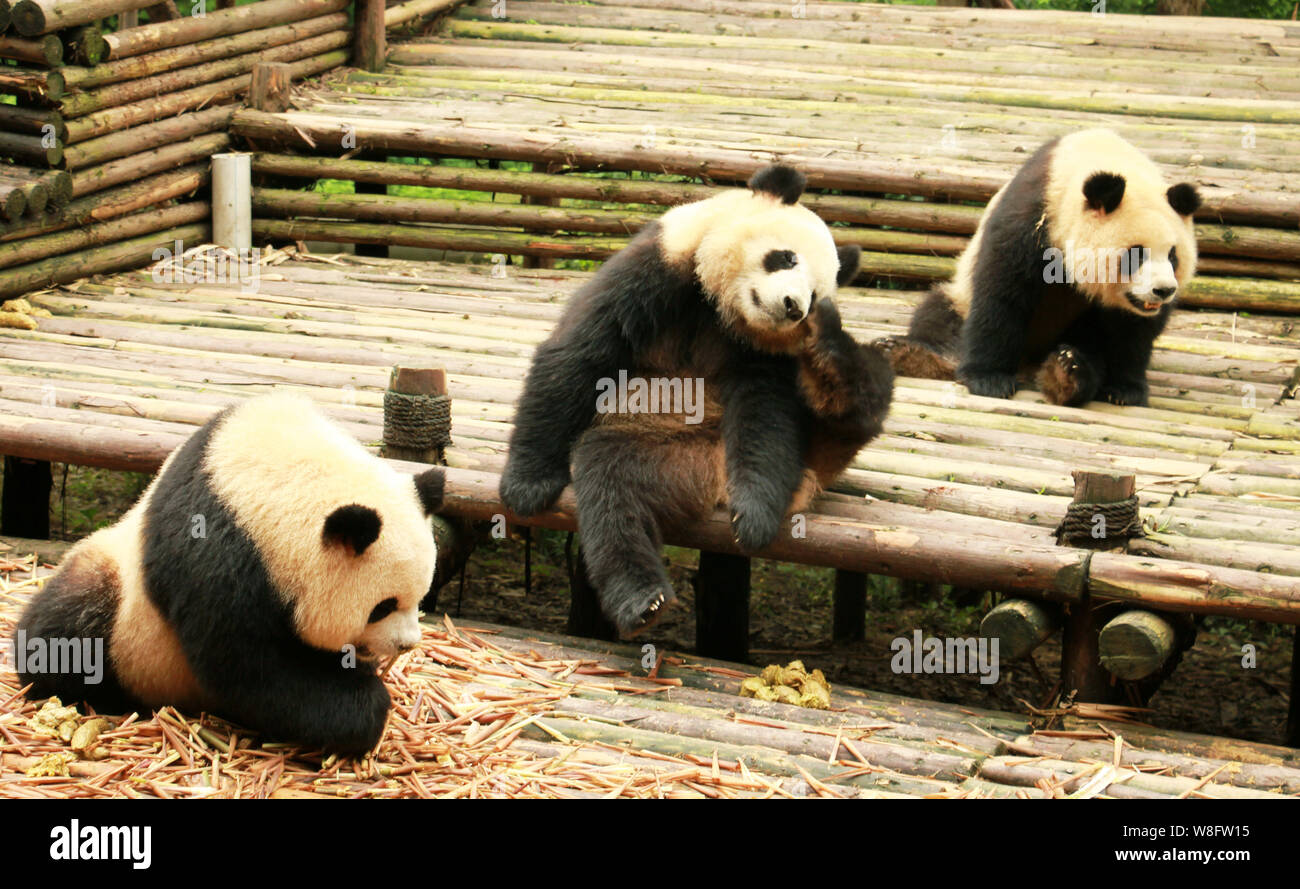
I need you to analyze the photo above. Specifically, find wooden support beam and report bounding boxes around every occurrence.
[1,456,52,539]
[1289,626,1300,748]
[353,153,390,258]
[832,570,866,643]
[694,551,750,662]
[354,0,386,73]
[1060,470,1136,704]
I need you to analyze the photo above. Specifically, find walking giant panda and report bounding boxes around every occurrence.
[16,394,444,755]
[878,129,1201,407]
[500,165,895,634]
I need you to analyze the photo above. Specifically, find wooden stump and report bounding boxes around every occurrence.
[832,570,866,643]
[248,62,293,114]
[354,0,386,73]
[981,598,1060,660]
[694,551,750,662]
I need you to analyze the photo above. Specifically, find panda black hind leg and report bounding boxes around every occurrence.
[572,422,721,635]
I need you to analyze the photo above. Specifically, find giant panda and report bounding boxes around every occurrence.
[500,165,895,634]
[16,394,444,756]
[878,129,1201,407]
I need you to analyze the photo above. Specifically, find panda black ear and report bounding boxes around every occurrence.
[748,165,806,204]
[1083,172,1126,214]
[323,505,382,557]
[836,245,861,287]
[413,467,445,516]
[1166,183,1201,217]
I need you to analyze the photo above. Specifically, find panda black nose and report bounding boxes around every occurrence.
[783,297,803,321]
[1153,286,1177,300]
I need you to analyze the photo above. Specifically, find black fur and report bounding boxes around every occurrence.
[140,412,390,755]
[1166,182,1201,217]
[763,249,798,273]
[323,505,381,556]
[412,466,445,515]
[907,289,965,353]
[502,203,892,634]
[836,244,861,287]
[748,165,806,205]
[1083,171,1126,214]
[17,557,134,713]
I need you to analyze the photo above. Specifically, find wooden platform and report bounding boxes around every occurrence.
[0,556,1294,798]
[1,251,1298,626]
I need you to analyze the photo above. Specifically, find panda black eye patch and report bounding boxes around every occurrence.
[763,249,798,273]
[368,597,398,624]
[1168,247,1178,270]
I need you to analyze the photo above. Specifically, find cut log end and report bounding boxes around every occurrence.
[980,598,1060,661]
[1098,610,1178,681]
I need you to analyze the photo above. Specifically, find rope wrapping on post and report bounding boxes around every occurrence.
[382,389,452,449]
[1054,495,1143,546]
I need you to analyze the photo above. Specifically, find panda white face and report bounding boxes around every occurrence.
[741,247,819,326]
[356,596,422,661]
[1122,241,1182,316]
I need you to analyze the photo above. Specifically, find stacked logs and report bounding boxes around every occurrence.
[0,0,362,297]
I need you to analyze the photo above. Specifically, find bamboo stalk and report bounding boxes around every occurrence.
[101,0,349,59]
[0,32,60,64]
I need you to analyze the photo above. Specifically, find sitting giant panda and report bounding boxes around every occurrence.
[500,165,895,634]
[17,394,444,755]
[878,129,1201,407]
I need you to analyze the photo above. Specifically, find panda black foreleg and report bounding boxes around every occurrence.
[572,424,719,634]
[957,281,1039,400]
[719,361,806,552]
[1094,304,1171,407]
[802,298,895,438]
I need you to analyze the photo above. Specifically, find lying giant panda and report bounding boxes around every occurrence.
[17,394,444,755]
[501,165,895,634]
[879,129,1201,407]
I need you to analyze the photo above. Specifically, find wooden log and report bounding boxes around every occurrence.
[72,131,230,198]
[0,221,208,300]
[19,181,46,217]
[62,11,348,91]
[385,0,461,27]
[0,32,61,65]
[381,366,446,463]
[0,187,26,223]
[355,0,385,73]
[102,0,350,59]
[0,201,207,271]
[1097,609,1178,681]
[142,1,179,22]
[10,0,156,36]
[0,130,62,166]
[980,598,1060,660]
[1289,627,1299,748]
[62,105,233,172]
[0,166,70,209]
[212,152,251,251]
[694,551,750,662]
[248,61,293,113]
[65,24,106,66]
[0,103,65,140]
[1060,471,1137,704]
[0,0,10,33]
[832,570,866,643]
[0,67,63,102]
[58,29,348,118]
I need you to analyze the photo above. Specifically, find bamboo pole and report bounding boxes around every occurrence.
[9,0,157,36]
[101,0,349,59]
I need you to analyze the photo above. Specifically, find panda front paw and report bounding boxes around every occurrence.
[1099,381,1149,407]
[499,460,570,517]
[960,371,1018,400]
[729,502,782,553]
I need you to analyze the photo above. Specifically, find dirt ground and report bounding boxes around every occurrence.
[21,466,1297,747]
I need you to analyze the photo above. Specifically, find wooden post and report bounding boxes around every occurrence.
[694,551,750,662]
[382,367,445,463]
[567,547,619,642]
[832,570,866,643]
[1060,470,1135,704]
[354,153,389,258]
[211,152,251,251]
[1288,626,1300,748]
[1,456,52,539]
[354,0,386,73]
[248,62,293,113]
[981,598,1060,660]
